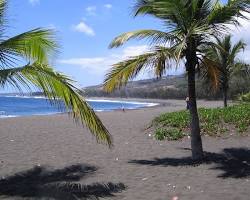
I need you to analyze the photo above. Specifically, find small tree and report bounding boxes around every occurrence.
[201,35,249,107]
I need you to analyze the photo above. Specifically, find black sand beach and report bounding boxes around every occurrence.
[0,100,249,200]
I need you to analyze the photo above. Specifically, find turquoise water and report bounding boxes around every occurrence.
[0,96,158,118]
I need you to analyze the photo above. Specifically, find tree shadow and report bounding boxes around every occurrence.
[0,164,126,199]
[129,148,250,179]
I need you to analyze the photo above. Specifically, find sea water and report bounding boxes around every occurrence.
[0,96,158,118]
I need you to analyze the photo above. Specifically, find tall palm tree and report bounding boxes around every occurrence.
[103,0,250,160]
[201,35,249,107]
[0,0,111,145]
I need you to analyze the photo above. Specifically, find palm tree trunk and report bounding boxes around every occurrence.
[223,88,228,107]
[186,44,204,160]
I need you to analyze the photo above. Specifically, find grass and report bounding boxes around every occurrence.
[154,128,184,141]
[239,92,250,102]
[152,103,250,141]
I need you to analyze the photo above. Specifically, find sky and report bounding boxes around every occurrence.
[4,0,250,89]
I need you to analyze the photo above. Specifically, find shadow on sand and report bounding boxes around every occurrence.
[129,148,250,178]
[0,163,125,199]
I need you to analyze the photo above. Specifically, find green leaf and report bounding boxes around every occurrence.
[0,28,58,65]
[0,63,112,146]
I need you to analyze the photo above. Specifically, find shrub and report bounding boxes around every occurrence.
[239,92,250,102]
[153,103,250,140]
[154,128,185,141]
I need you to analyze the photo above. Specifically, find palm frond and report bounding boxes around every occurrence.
[0,63,112,146]
[200,56,221,91]
[0,0,7,26]
[0,28,58,65]
[228,40,246,64]
[109,29,176,48]
[208,0,250,29]
[133,0,189,30]
[104,46,176,92]
[200,34,248,92]
[103,53,152,92]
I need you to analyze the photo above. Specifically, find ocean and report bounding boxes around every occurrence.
[0,96,158,118]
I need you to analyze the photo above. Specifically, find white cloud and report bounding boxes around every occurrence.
[29,0,40,5]
[104,4,112,9]
[122,45,148,57]
[230,13,250,63]
[230,13,250,43]
[59,45,149,75]
[73,21,95,36]
[86,6,97,16]
[58,45,183,78]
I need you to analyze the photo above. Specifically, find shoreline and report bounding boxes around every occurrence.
[0,97,228,119]
[0,97,162,119]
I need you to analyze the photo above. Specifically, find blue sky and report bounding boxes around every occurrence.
[5,0,250,88]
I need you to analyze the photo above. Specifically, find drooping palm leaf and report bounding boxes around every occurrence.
[0,28,58,65]
[200,56,222,91]
[0,63,112,146]
[104,46,176,92]
[0,0,111,146]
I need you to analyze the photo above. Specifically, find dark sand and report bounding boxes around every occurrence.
[0,99,249,200]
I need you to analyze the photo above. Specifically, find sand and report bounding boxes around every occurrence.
[0,99,249,200]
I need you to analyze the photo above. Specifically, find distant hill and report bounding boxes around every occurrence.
[2,74,248,100]
[82,74,250,100]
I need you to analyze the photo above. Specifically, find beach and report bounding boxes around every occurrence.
[0,99,249,200]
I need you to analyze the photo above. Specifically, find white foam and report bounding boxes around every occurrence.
[0,115,18,118]
[2,96,159,108]
[3,95,47,99]
[86,99,159,107]
[95,109,105,112]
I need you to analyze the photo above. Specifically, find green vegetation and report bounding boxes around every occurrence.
[83,75,250,101]
[239,92,250,102]
[103,0,250,160]
[153,104,250,141]
[0,0,111,145]
[201,35,250,107]
[155,127,184,141]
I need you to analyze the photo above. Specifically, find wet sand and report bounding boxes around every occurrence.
[0,99,249,200]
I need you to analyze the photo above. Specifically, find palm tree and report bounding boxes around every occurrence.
[0,0,111,145]
[201,35,249,107]
[103,0,250,160]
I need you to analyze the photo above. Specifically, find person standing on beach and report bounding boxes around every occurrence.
[186,96,190,110]
[122,105,125,112]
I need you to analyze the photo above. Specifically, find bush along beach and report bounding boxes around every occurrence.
[152,103,250,141]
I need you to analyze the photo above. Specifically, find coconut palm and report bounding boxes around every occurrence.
[201,35,249,107]
[103,0,250,160]
[0,0,111,145]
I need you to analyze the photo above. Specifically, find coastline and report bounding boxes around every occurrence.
[0,96,164,119]
[0,97,226,119]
